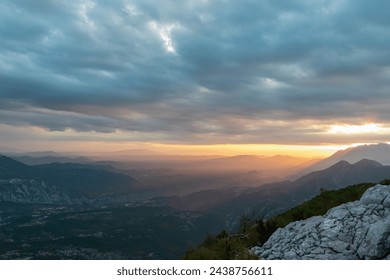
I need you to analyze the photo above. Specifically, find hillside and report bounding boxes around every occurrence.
[253,183,390,259]
[180,159,390,232]
[0,155,139,203]
[184,181,382,259]
[294,143,390,178]
[0,154,226,259]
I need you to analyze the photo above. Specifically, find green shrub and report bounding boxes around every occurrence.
[184,180,383,260]
[271,182,374,228]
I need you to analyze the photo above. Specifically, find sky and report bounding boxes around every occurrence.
[1,0,390,156]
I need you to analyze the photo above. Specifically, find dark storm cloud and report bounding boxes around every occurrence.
[1,0,390,144]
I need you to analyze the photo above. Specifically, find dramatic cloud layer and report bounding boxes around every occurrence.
[1,0,390,146]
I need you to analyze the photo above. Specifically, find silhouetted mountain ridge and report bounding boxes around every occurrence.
[9,155,92,165]
[294,143,390,178]
[0,155,31,178]
[295,159,388,189]
[0,154,139,201]
[168,159,390,229]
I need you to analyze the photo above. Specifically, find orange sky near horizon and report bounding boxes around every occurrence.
[2,1,390,162]
[0,123,386,158]
[11,141,371,158]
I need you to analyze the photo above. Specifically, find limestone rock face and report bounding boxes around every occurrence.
[251,184,390,260]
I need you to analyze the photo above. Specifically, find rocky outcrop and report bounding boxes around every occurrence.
[0,179,89,205]
[0,178,152,206]
[251,184,390,260]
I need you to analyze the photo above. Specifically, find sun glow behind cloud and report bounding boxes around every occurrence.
[328,123,383,134]
[149,21,178,54]
[1,0,390,156]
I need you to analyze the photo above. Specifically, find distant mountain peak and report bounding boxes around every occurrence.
[354,158,383,167]
[293,143,390,178]
[0,154,27,166]
[322,159,383,172]
[14,151,63,157]
[332,160,350,167]
[355,142,389,149]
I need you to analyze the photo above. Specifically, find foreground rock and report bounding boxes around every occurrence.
[251,184,390,260]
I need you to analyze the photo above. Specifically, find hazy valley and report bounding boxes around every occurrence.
[1,143,390,259]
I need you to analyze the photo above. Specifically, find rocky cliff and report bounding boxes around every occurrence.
[0,179,87,205]
[251,184,390,260]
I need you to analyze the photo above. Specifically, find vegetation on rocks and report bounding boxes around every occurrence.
[184,181,382,259]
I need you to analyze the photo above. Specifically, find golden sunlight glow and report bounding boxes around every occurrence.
[328,123,381,134]
[147,143,333,157]
[1,124,384,159]
[64,142,348,158]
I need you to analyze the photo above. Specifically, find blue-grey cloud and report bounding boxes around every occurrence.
[1,0,390,145]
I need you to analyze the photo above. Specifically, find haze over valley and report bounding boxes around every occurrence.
[1,143,390,258]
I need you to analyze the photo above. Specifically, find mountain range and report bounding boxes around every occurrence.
[0,155,224,259]
[293,143,390,178]
[164,158,390,230]
[0,155,139,202]
[2,144,390,216]
[1,143,390,259]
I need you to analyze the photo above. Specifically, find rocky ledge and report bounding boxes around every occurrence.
[251,184,390,260]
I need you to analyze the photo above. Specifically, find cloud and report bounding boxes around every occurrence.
[1,0,390,146]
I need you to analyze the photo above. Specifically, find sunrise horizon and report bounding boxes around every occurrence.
[2,139,387,159]
[1,1,390,162]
